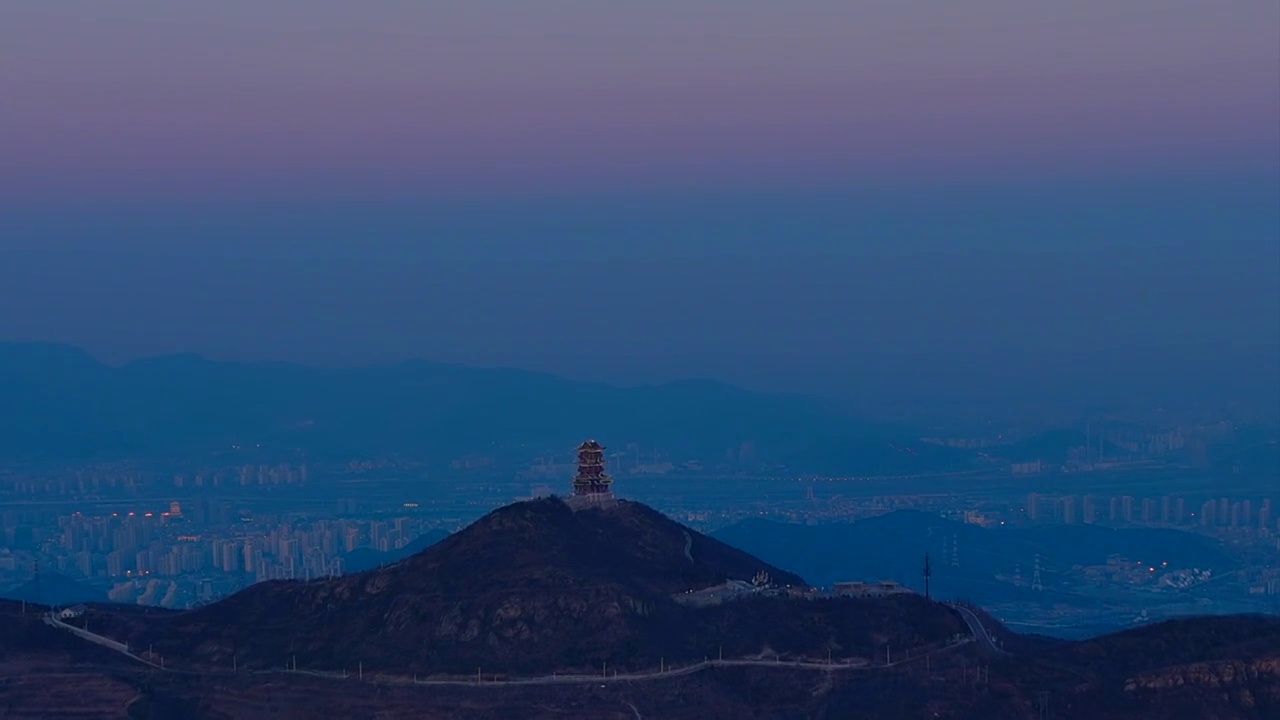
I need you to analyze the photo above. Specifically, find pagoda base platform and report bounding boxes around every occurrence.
[565,492,618,511]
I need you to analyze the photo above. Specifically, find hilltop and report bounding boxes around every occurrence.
[93,498,961,676]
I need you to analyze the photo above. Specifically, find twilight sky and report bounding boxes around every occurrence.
[2,1,1278,401]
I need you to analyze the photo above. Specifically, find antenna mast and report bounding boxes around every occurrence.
[922,552,932,599]
[32,557,42,606]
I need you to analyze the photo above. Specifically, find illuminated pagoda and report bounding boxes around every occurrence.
[569,439,615,506]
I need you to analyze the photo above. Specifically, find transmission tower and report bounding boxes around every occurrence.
[949,534,959,568]
[1037,691,1050,719]
[922,552,932,599]
[32,557,42,606]
[1013,562,1023,587]
[1032,554,1043,592]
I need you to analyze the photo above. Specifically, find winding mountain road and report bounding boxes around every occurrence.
[948,602,1011,656]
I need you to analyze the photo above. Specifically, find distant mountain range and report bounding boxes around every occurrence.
[0,341,970,472]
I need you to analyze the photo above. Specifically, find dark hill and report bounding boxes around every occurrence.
[340,528,450,573]
[817,613,1280,720]
[989,614,1280,720]
[713,510,1233,635]
[8,596,1280,718]
[123,498,962,676]
[2,570,108,606]
[1044,614,1280,677]
[715,510,1229,589]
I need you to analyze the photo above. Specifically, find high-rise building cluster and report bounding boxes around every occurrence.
[1,463,309,498]
[14,507,435,608]
[1026,492,1277,533]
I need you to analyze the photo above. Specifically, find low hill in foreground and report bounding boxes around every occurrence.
[5,597,1279,719]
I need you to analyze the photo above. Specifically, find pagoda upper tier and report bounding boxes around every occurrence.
[571,439,612,496]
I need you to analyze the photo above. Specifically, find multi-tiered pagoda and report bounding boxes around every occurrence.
[570,439,613,499]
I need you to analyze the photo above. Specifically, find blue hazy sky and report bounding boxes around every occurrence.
[1,2,1277,398]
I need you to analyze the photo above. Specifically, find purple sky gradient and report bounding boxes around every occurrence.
[4,1,1277,201]
[2,2,1277,404]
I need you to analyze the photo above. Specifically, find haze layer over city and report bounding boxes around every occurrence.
[1,3,1278,719]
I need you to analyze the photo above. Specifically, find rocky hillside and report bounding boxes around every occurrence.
[1033,615,1280,719]
[117,498,960,676]
[817,614,1280,720]
[8,597,1280,718]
